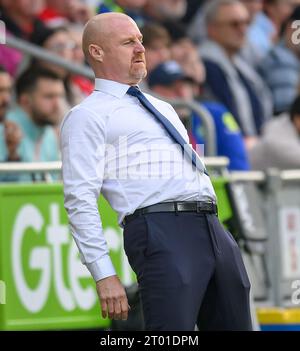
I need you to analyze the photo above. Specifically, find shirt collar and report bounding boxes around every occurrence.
[94,78,137,99]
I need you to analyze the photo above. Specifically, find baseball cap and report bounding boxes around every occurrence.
[148,60,196,88]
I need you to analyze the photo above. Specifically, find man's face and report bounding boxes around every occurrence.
[171,39,206,84]
[26,78,65,126]
[100,17,147,85]
[69,29,85,65]
[208,4,250,54]
[42,31,75,78]
[0,72,12,123]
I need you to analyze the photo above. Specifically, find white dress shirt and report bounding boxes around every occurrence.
[60,78,216,282]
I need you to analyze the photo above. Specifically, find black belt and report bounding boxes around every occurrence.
[122,201,218,226]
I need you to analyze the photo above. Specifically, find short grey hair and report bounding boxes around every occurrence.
[203,0,242,26]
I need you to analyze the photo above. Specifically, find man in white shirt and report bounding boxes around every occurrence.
[60,12,252,331]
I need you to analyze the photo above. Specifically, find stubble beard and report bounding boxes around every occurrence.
[132,65,147,82]
[31,108,56,127]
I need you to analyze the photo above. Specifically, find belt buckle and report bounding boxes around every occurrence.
[203,202,211,212]
[197,202,212,213]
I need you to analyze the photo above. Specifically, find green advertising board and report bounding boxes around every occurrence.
[0,178,232,331]
[0,183,135,331]
[212,177,233,225]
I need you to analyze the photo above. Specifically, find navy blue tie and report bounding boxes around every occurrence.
[127,86,208,176]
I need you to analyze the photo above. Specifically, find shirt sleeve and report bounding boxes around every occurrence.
[60,106,116,282]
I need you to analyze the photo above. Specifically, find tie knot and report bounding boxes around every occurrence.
[127,86,141,97]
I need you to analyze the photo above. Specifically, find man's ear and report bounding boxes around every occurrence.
[89,44,104,62]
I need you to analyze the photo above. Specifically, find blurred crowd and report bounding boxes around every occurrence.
[1,0,300,180]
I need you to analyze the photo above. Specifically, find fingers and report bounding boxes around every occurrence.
[96,276,130,321]
[113,298,122,320]
[107,298,114,320]
[100,295,129,320]
[114,297,130,320]
[120,297,130,321]
[101,299,108,319]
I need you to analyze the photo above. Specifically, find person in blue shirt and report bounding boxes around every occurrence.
[148,60,250,170]
[192,102,250,171]
[258,6,300,115]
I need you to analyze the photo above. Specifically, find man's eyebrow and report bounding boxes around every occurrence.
[121,34,143,42]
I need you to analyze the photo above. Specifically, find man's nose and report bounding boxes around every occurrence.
[135,41,145,53]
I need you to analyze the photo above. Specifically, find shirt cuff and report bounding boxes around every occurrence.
[87,255,117,282]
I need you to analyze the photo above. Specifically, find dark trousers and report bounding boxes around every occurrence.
[123,211,253,331]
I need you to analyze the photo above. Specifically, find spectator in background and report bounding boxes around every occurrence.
[248,0,295,61]
[68,25,94,97]
[200,0,272,148]
[32,27,74,80]
[148,61,250,170]
[187,0,210,44]
[0,0,46,39]
[32,26,83,106]
[239,0,265,66]
[0,0,47,77]
[7,68,65,168]
[140,22,171,82]
[163,21,206,87]
[39,0,93,27]
[241,0,263,19]
[180,0,206,25]
[249,95,300,170]
[0,66,22,162]
[141,23,171,72]
[97,0,147,27]
[68,25,86,64]
[259,6,300,115]
[142,0,187,22]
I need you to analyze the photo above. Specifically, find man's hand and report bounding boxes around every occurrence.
[96,275,130,320]
[4,120,22,161]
